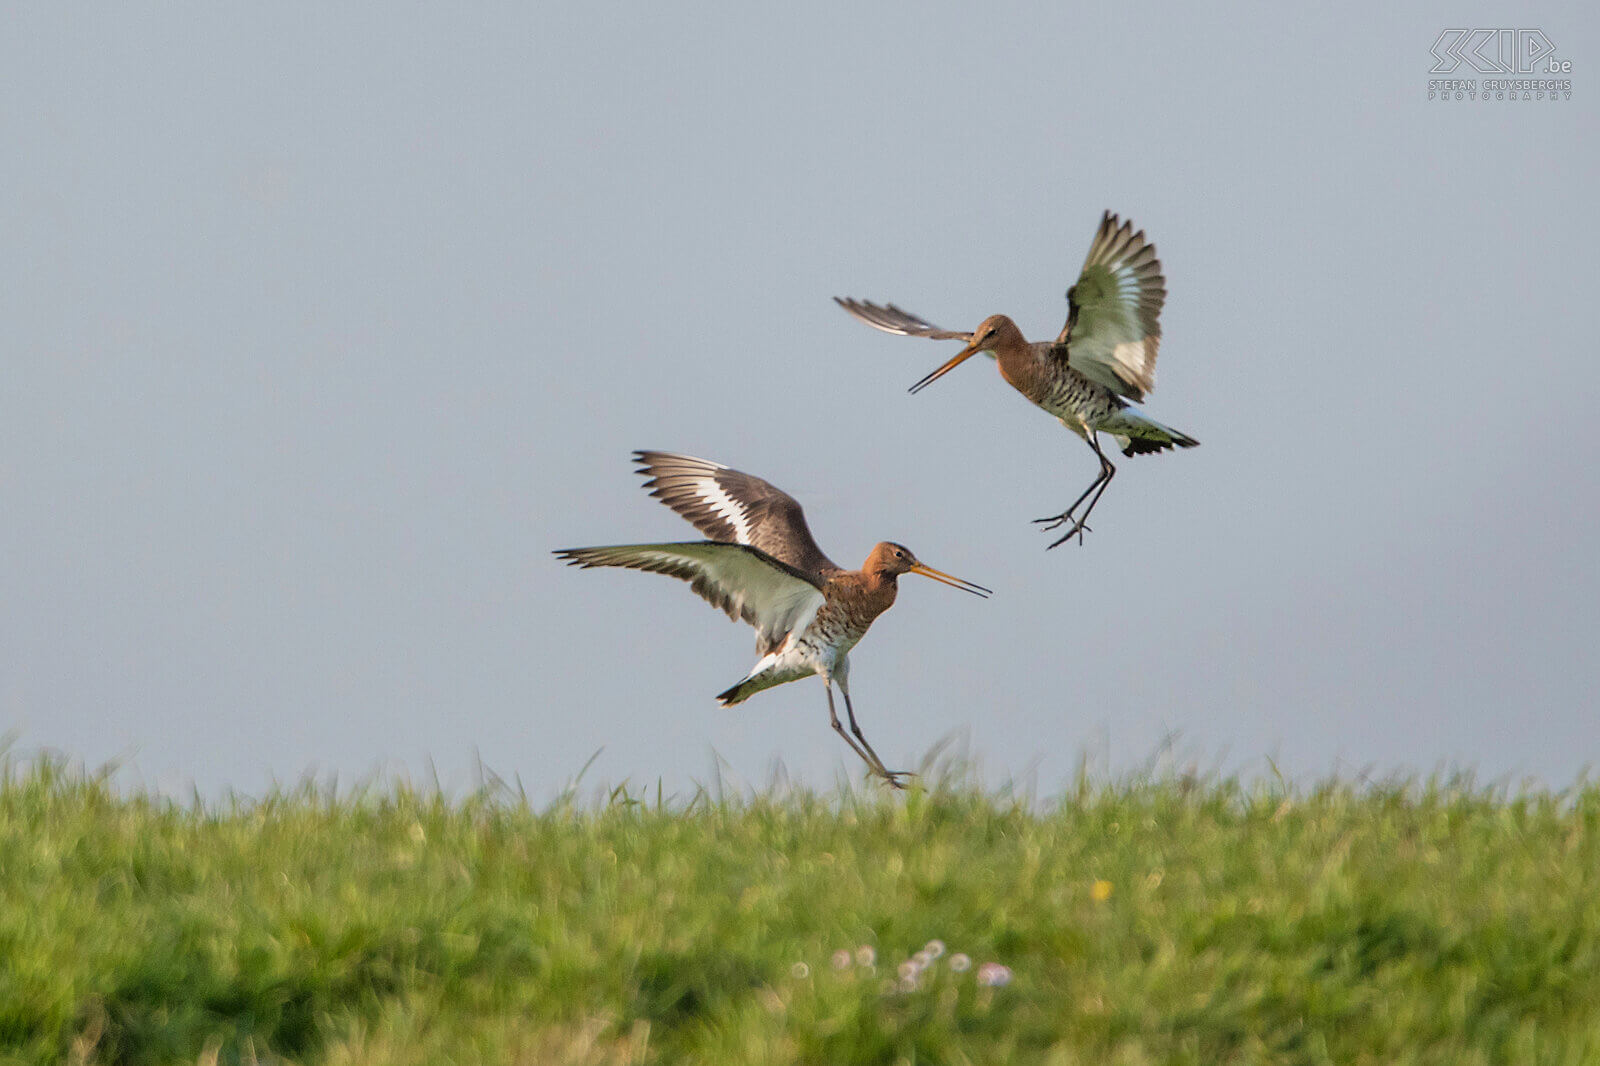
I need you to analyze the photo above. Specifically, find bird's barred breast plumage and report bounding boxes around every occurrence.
[1002,342,1196,455]
[799,588,885,662]
[1001,342,1120,437]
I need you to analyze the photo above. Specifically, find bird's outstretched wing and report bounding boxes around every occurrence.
[833,298,972,341]
[554,542,827,656]
[633,451,838,576]
[1056,211,1166,402]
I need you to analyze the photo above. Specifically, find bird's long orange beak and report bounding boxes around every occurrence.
[908,337,980,394]
[909,562,992,597]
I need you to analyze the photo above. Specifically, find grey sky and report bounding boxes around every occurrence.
[3,4,1595,798]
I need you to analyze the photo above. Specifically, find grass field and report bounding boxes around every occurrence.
[3,754,1599,1065]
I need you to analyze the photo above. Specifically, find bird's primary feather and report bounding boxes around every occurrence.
[552,541,826,656]
[632,451,839,576]
[1057,211,1166,402]
[830,298,973,341]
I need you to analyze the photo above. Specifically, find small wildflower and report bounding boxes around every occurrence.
[791,962,810,979]
[831,949,852,971]
[924,939,946,959]
[897,974,919,992]
[976,962,1013,987]
[1091,879,1113,902]
[854,945,876,968]
[949,953,971,972]
[898,960,920,980]
[912,949,933,968]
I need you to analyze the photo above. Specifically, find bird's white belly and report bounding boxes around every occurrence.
[728,643,825,702]
[750,646,824,684]
[734,603,869,703]
[762,615,858,675]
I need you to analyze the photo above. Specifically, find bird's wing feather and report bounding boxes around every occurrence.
[1055,211,1166,401]
[633,451,838,575]
[554,542,827,656]
[833,298,972,340]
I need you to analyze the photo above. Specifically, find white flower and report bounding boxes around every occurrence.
[976,962,1012,987]
[854,945,876,968]
[831,949,852,971]
[949,953,971,972]
[791,962,810,979]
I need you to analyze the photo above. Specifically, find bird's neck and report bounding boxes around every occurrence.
[838,568,899,619]
[994,338,1044,391]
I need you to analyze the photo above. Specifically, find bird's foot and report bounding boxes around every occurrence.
[878,768,917,790]
[1034,510,1091,540]
[1045,520,1092,549]
[1032,510,1076,530]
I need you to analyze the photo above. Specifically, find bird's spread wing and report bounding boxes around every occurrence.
[833,298,973,341]
[553,542,826,655]
[1055,211,1166,402]
[633,451,838,575]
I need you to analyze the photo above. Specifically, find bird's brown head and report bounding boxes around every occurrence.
[864,542,991,597]
[908,314,1021,394]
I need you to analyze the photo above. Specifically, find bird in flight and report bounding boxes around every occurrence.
[554,451,990,788]
[837,210,1198,548]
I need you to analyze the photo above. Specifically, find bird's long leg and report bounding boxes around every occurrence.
[1035,436,1117,548]
[825,680,900,787]
[1057,437,1118,546]
[839,677,913,789]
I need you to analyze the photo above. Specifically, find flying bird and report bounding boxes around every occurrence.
[837,210,1198,548]
[554,451,990,788]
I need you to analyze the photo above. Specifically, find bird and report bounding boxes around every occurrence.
[554,451,990,788]
[836,210,1198,549]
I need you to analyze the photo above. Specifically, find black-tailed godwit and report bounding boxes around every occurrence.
[554,451,990,788]
[837,210,1198,548]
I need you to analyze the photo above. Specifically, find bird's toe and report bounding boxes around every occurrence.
[1046,523,1091,549]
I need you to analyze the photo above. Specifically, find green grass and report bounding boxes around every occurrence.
[3,754,1600,1065]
